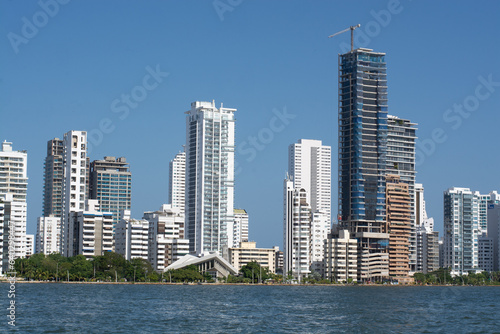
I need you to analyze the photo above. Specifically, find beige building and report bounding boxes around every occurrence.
[228,241,278,274]
[386,175,411,279]
[324,230,358,282]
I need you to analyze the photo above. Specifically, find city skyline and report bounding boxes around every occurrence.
[2,1,500,249]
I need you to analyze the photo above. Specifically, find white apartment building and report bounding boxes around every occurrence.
[185,101,236,255]
[61,130,88,257]
[443,187,480,276]
[35,216,61,254]
[0,194,27,274]
[0,141,28,202]
[233,209,249,248]
[0,141,28,275]
[228,241,278,274]
[169,151,185,213]
[283,178,311,281]
[25,234,34,257]
[155,236,189,272]
[144,204,189,271]
[288,139,331,222]
[310,212,329,276]
[415,183,439,274]
[69,199,113,258]
[324,229,358,283]
[115,210,149,261]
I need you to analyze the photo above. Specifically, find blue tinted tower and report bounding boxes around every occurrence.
[338,48,389,281]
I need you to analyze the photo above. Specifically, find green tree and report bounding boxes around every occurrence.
[240,261,269,283]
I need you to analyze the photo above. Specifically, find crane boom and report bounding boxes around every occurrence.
[328,24,361,51]
[327,27,351,38]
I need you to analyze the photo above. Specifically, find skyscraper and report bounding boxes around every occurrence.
[169,151,185,213]
[338,48,389,281]
[185,101,235,255]
[289,139,331,222]
[443,187,479,275]
[0,141,28,274]
[387,116,417,272]
[0,141,28,201]
[487,191,500,272]
[61,130,88,257]
[415,183,439,274]
[43,138,64,218]
[233,209,249,248]
[385,174,411,278]
[88,156,132,235]
[283,177,311,281]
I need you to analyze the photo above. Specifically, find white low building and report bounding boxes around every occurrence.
[35,216,61,254]
[68,199,113,258]
[324,229,358,283]
[115,210,149,261]
[144,204,189,271]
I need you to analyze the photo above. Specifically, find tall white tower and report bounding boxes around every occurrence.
[61,130,88,257]
[0,141,28,274]
[185,101,235,255]
[169,150,186,214]
[288,139,331,222]
[283,177,312,281]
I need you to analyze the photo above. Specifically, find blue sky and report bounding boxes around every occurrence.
[1,0,499,248]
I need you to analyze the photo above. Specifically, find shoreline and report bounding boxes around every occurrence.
[1,280,498,287]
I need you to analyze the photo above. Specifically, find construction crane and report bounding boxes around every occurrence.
[328,24,361,51]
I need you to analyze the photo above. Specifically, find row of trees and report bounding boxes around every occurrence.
[15,253,162,282]
[413,268,500,285]
[21,254,500,285]
[14,255,280,284]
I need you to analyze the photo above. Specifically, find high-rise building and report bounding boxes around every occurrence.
[386,175,411,279]
[0,194,27,274]
[324,229,358,283]
[487,196,500,272]
[283,178,311,281]
[415,184,439,274]
[310,212,330,275]
[387,116,417,272]
[233,209,249,248]
[185,101,235,255]
[43,138,64,217]
[35,216,61,254]
[338,48,389,281]
[0,141,28,274]
[443,187,480,276]
[61,130,88,257]
[477,192,490,233]
[88,156,132,235]
[0,141,28,202]
[289,139,331,222]
[169,151,185,213]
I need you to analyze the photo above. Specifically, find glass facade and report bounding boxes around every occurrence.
[338,49,388,225]
[185,101,235,255]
